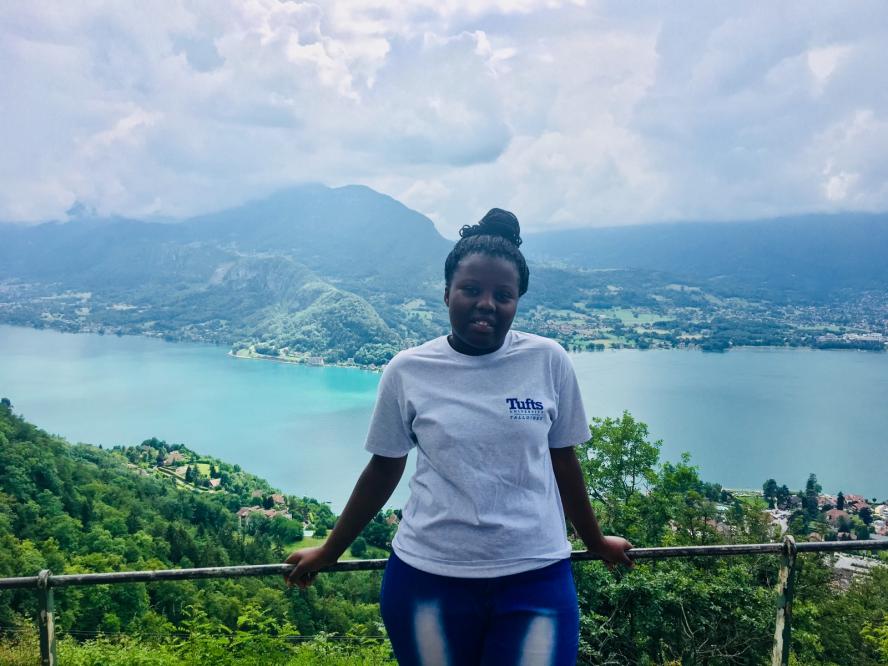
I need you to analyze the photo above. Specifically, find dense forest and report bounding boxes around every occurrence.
[2,401,888,664]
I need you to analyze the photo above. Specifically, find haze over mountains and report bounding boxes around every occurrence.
[527,213,888,300]
[1,184,886,361]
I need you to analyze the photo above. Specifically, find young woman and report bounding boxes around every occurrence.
[284,209,633,665]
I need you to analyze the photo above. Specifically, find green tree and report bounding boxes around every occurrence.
[804,473,822,522]
[776,484,791,508]
[852,516,871,541]
[350,537,368,558]
[863,613,888,664]
[576,411,661,536]
[788,511,808,537]
[360,513,394,550]
[763,478,778,508]
[269,516,303,546]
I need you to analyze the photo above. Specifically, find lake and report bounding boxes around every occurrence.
[1,324,886,509]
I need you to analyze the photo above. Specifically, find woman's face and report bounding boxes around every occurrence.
[445,253,520,355]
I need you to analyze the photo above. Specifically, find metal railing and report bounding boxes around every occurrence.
[2,537,886,666]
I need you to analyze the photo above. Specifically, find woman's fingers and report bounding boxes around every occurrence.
[621,541,635,568]
[284,549,325,588]
[287,564,305,588]
[289,568,317,589]
[600,537,634,571]
[283,551,303,585]
[287,560,316,588]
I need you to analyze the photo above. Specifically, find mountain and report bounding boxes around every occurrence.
[184,184,451,292]
[0,184,450,292]
[1,187,886,358]
[0,185,452,361]
[526,213,888,301]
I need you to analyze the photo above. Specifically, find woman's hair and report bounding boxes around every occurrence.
[444,208,530,296]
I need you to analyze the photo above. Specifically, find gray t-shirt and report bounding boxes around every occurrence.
[364,330,590,577]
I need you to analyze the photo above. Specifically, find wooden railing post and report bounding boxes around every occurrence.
[771,535,797,666]
[37,569,57,666]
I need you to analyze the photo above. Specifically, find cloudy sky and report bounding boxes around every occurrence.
[2,1,887,234]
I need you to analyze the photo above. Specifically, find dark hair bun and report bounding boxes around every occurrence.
[459,208,522,247]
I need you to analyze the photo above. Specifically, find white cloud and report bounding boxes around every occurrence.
[811,109,888,208]
[0,1,887,229]
[81,107,162,155]
[824,171,858,201]
[807,44,851,94]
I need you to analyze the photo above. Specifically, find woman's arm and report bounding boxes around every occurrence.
[284,453,407,588]
[550,446,633,568]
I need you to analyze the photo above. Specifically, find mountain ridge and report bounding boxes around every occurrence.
[1,185,886,359]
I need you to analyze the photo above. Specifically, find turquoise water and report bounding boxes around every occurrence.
[1,325,886,508]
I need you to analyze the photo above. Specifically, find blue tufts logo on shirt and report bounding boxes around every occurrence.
[506,397,545,421]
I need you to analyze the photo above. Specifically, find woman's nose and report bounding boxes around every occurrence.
[476,292,495,310]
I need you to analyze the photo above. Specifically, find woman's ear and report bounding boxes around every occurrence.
[443,287,450,307]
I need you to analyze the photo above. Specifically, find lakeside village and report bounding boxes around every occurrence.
[5,282,885,371]
[762,490,888,541]
[122,439,886,571]
[121,438,400,556]
[760,483,888,586]
[122,439,337,544]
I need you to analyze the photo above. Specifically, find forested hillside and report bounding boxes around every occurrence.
[2,401,888,664]
[0,398,393,663]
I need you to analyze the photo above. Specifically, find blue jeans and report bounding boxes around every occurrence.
[380,552,579,666]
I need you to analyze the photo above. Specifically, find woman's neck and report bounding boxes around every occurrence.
[446,333,504,356]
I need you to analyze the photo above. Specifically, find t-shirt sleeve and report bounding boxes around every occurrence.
[364,361,415,458]
[548,349,590,449]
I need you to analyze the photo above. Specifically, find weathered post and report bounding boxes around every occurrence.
[770,535,797,666]
[37,569,57,666]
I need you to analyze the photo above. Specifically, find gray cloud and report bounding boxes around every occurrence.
[1,1,886,232]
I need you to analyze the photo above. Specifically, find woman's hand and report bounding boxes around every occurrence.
[549,448,634,571]
[281,455,406,589]
[591,535,634,570]
[283,546,337,589]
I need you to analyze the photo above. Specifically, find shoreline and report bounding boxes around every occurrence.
[229,339,886,371]
[227,349,385,373]
[1,322,883,373]
[3,321,887,501]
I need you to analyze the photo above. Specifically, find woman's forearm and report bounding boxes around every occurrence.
[321,453,407,560]
[550,446,604,549]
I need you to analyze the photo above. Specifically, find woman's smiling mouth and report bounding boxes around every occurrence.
[469,318,495,333]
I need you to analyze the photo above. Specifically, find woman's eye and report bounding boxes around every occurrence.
[462,286,479,295]
[496,292,514,302]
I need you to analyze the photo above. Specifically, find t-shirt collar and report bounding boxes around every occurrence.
[441,330,514,363]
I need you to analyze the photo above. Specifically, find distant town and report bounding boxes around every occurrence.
[523,292,888,354]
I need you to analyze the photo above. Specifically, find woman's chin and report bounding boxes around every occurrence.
[452,331,503,355]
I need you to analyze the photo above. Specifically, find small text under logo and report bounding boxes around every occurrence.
[506,397,544,421]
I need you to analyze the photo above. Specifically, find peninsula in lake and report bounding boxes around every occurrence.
[1,184,886,365]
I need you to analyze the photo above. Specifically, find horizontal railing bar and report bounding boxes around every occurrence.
[1,540,885,590]
[0,576,40,590]
[795,540,888,553]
